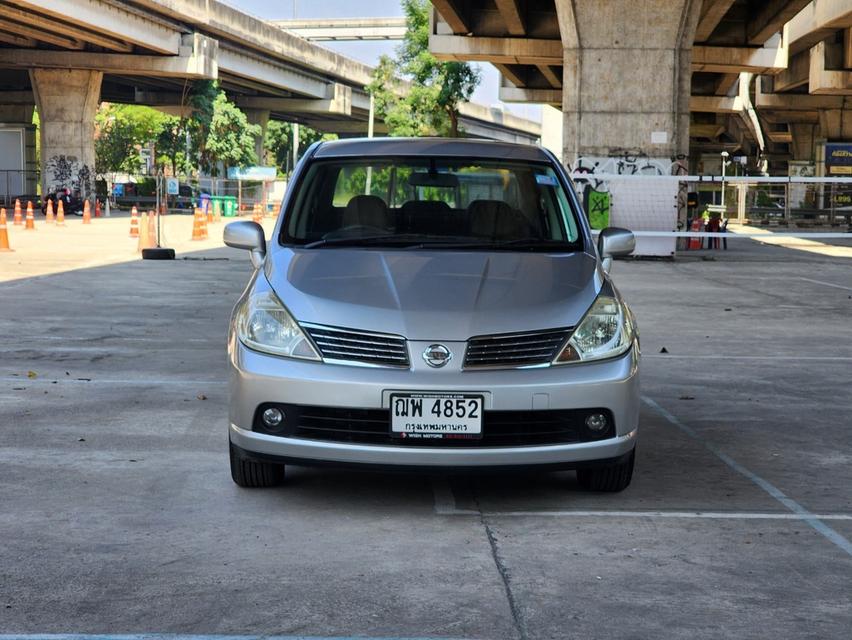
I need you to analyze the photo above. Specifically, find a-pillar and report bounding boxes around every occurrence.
[30,69,102,199]
[244,109,270,165]
[555,0,700,173]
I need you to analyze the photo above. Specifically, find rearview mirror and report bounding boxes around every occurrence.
[408,172,459,188]
[224,221,266,268]
[597,227,634,273]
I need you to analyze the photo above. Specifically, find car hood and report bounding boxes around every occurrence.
[265,248,601,341]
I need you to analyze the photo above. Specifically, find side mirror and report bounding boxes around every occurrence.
[224,221,266,268]
[597,227,635,273]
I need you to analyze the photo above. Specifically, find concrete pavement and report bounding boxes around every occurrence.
[0,238,850,639]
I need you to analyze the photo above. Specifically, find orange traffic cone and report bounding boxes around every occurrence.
[95,199,102,218]
[82,200,91,224]
[200,207,209,239]
[191,207,208,241]
[45,199,54,223]
[13,199,22,225]
[56,199,65,226]
[24,201,35,230]
[0,208,12,252]
[137,212,148,252]
[137,211,157,251]
[129,206,139,238]
[148,210,157,246]
[688,216,703,250]
[207,205,214,224]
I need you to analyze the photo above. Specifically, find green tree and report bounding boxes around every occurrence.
[265,122,336,175]
[368,0,479,137]
[95,104,168,173]
[184,79,219,172]
[202,93,261,176]
[155,116,190,175]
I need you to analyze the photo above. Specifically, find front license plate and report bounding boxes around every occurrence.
[390,393,484,440]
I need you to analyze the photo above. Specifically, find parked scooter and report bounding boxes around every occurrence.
[42,189,84,216]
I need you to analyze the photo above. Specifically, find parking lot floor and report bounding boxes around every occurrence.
[1,239,850,639]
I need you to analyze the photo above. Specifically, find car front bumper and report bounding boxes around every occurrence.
[228,337,640,469]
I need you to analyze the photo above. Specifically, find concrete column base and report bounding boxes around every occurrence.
[30,69,102,199]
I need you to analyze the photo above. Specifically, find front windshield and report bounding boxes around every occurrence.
[281,157,582,251]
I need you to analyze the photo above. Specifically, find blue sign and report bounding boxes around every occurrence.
[166,177,180,195]
[112,183,124,197]
[825,143,852,175]
[227,166,277,181]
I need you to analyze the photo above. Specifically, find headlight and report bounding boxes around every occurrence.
[554,295,635,364]
[236,290,321,360]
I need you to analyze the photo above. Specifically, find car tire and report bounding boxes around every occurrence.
[141,247,175,260]
[577,448,635,492]
[229,442,285,488]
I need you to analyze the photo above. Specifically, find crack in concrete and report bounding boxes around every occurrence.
[474,493,529,640]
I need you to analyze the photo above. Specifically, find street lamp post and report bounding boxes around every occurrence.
[720,151,730,209]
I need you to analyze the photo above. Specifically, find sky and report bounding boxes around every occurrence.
[221,0,542,122]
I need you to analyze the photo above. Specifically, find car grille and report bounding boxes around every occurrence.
[303,324,409,367]
[463,329,572,368]
[254,404,613,447]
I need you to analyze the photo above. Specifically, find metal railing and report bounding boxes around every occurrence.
[0,170,40,208]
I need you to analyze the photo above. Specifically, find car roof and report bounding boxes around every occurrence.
[312,137,552,162]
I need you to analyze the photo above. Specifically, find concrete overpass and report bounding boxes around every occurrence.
[755,0,852,173]
[271,18,408,42]
[0,0,540,199]
[428,0,845,175]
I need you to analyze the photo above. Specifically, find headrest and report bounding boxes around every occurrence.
[468,200,527,239]
[343,194,391,230]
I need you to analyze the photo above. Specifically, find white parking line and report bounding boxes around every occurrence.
[0,635,463,640]
[642,396,852,557]
[478,511,852,520]
[644,354,852,361]
[1,376,227,387]
[25,335,213,343]
[798,276,852,292]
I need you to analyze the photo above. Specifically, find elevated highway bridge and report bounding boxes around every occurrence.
[429,0,852,176]
[0,0,540,198]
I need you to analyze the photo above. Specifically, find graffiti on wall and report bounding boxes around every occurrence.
[570,150,689,230]
[46,154,92,197]
[587,190,610,229]
[570,150,687,186]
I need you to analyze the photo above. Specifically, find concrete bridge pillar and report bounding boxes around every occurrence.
[30,69,102,199]
[555,0,701,173]
[244,109,270,166]
[790,124,818,162]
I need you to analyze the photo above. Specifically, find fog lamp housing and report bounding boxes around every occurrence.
[262,407,284,428]
[585,413,608,432]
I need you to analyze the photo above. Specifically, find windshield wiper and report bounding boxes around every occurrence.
[409,238,578,251]
[302,234,423,249]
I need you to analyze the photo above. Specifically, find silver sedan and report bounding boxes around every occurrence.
[225,138,638,491]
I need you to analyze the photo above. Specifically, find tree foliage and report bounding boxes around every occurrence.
[265,122,337,176]
[94,104,168,173]
[368,0,480,137]
[155,116,190,175]
[202,92,261,176]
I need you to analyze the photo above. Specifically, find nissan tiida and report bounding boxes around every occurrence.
[224,138,639,491]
